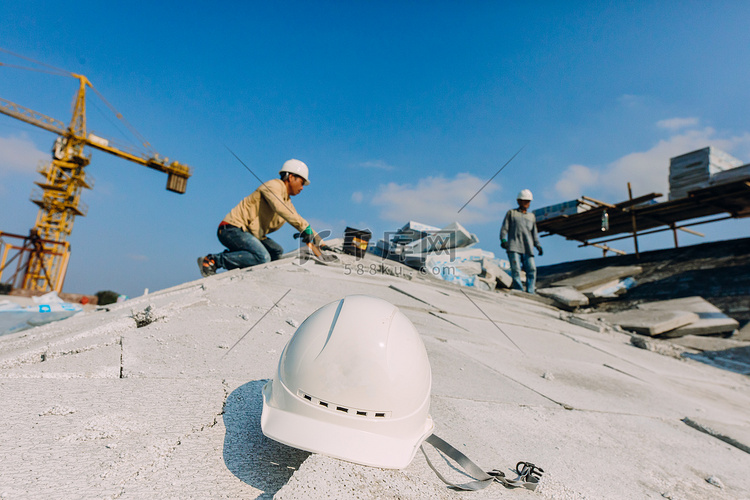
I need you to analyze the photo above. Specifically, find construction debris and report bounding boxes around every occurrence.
[373,220,510,290]
[669,334,749,352]
[537,286,589,308]
[579,276,637,299]
[637,296,739,337]
[549,265,643,291]
[736,322,750,342]
[563,313,608,333]
[480,258,513,289]
[548,285,742,346]
[585,309,700,336]
[629,334,688,359]
[375,220,479,268]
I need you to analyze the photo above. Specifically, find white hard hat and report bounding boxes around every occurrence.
[279,159,310,185]
[261,295,434,469]
[517,189,533,201]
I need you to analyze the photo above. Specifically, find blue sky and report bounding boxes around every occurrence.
[1,1,749,298]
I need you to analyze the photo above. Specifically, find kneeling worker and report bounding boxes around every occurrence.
[198,159,323,276]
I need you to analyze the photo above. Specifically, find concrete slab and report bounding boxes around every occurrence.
[668,334,750,352]
[579,276,636,298]
[424,398,750,500]
[737,321,750,341]
[537,286,589,308]
[549,265,643,290]
[585,309,700,336]
[0,378,236,499]
[565,313,607,332]
[1,255,749,499]
[638,296,740,337]
[423,335,554,407]
[445,335,728,419]
[481,259,513,288]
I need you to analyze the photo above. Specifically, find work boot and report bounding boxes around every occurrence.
[198,256,217,277]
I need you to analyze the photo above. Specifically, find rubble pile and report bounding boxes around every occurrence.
[370,220,512,290]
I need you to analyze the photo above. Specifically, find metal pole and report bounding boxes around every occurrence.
[628,183,640,259]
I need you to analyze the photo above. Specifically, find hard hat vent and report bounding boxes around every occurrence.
[299,390,392,419]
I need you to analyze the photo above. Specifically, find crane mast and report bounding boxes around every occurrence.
[0,71,192,293]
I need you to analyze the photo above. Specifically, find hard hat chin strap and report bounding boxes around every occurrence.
[420,434,543,492]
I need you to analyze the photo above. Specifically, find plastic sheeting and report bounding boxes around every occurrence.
[0,292,82,336]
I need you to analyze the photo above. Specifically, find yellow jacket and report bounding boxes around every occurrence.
[222,179,309,240]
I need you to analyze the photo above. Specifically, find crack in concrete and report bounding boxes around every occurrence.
[0,339,121,372]
[119,336,124,379]
[682,417,750,455]
[441,341,575,410]
[108,379,232,499]
[557,330,657,373]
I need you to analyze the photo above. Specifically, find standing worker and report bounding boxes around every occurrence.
[198,159,323,276]
[500,189,543,294]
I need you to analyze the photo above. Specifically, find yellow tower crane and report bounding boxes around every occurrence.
[0,59,191,294]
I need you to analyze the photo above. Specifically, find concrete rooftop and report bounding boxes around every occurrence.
[1,251,749,499]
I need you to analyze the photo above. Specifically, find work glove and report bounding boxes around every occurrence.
[299,225,315,244]
[500,239,509,250]
[536,245,543,256]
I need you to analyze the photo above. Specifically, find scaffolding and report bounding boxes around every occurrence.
[537,179,750,257]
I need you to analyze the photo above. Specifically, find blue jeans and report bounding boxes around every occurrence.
[213,225,284,270]
[507,251,536,294]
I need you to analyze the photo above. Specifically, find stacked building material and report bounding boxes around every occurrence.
[708,163,750,186]
[548,265,642,299]
[668,147,743,200]
[370,221,440,258]
[533,199,590,222]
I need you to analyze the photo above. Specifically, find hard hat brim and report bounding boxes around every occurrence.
[261,380,434,470]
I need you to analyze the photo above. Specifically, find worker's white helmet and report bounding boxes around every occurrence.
[517,189,533,201]
[279,159,310,185]
[261,295,434,469]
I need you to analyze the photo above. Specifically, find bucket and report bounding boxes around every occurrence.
[343,227,372,258]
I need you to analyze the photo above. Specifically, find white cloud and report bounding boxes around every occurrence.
[555,164,599,199]
[0,134,48,175]
[351,191,364,203]
[656,117,699,131]
[553,126,750,201]
[359,160,395,171]
[371,173,506,225]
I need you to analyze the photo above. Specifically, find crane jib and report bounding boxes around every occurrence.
[0,67,192,293]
